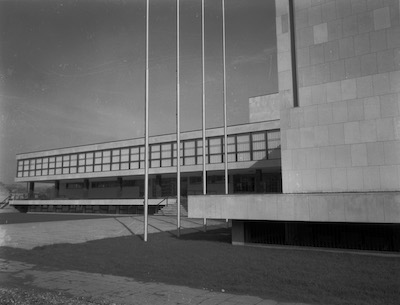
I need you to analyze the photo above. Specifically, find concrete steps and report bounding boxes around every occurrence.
[0,205,20,213]
[155,202,188,217]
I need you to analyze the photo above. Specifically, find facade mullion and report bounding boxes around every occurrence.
[220,136,224,163]
[171,142,174,166]
[234,135,238,162]
[128,147,132,170]
[149,145,152,168]
[182,141,185,166]
[250,133,254,161]
[194,140,198,165]
[207,138,210,164]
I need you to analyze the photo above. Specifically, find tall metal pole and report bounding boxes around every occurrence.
[222,0,228,195]
[201,0,207,231]
[144,0,150,242]
[176,0,181,237]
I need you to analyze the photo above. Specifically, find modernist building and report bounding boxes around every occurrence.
[14,120,282,214]
[13,0,400,251]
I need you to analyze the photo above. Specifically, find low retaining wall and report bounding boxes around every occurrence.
[11,199,165,206]
[11,199,166,215]
[188,192,400,224]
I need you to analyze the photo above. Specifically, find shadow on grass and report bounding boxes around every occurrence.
[1,227,399,305]
[177,228,231,243]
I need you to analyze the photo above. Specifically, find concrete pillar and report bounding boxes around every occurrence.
[55,181,60,198]
[228,174,234,194]
[155,175,162,198]
[117,177,123,198]
[255,169,263,193]
[28,182,34,199]
[232,220,245,245]
[83,179,89,199]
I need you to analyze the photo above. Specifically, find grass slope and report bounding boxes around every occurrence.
[0,228,399,305]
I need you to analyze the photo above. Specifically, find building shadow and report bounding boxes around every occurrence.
[176,228,231,243]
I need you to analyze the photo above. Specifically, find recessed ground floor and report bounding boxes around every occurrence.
[232,220,400,252]
[23,169,282,200]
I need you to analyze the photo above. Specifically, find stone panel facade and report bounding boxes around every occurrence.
[280,0,400,193]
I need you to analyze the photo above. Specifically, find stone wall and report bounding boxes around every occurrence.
[280,0,400,193]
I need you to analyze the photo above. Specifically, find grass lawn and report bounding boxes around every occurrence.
[0,228,399,305]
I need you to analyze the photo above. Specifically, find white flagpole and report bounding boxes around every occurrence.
[222,0,228,196]
[144,0,150,242]
[176,0,181,237]
[201,0,207,231]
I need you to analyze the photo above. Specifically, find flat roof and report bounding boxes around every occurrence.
[16,120,280,160]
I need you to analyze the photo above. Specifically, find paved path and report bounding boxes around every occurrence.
[0,215,225,249]
[0,214,316,305]
[0,259,311,305]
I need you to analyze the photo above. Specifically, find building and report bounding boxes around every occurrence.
[190,0,400,251]
[13,0,400,251]
[14,121,282,214]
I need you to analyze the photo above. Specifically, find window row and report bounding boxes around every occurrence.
[17,130,280,178]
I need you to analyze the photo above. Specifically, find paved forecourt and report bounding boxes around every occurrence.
[0,214,224,249]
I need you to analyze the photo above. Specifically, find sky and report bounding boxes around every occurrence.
[0,0,277,184]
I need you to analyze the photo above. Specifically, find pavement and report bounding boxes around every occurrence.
[0,212,315,305]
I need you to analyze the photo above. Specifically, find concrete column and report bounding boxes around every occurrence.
[255,169,262,193]
[231,220,245,245]
[228,174,234,194]
[55,181,60,198]
[155,175,162,198]
[83,179,89,199]
[28,182,34,199]
[117,177,123,198]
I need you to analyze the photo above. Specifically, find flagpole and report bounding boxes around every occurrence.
[143,0,150,242]
[222,0,228,196]
[201,0,207,231]
[176,0,181,237]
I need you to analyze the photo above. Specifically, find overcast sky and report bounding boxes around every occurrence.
[0,0,277,184]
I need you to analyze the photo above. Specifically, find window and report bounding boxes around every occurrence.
[252,132,267,161]
[196,139,204,164]
[267,130,281,159]
[208,137,222,164]
[227,136,236,162]
[70,155,77,167]
[130,146,140,169]
[121,149,129,162]
[15,128,280,179]
[94,152,102,165]
[30,159,35,170]
[122,180,136,187]
[62,155,70,167]
[92,181,120,188]
[150,144,161,168]
[43,158,49,169]
[190,176,202,184]
[236,134,251,161]
[111,149,120,171]
[161,143,172,167]
[183,140,196,165]
[66,182,84,189]
[103,150,111,169]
